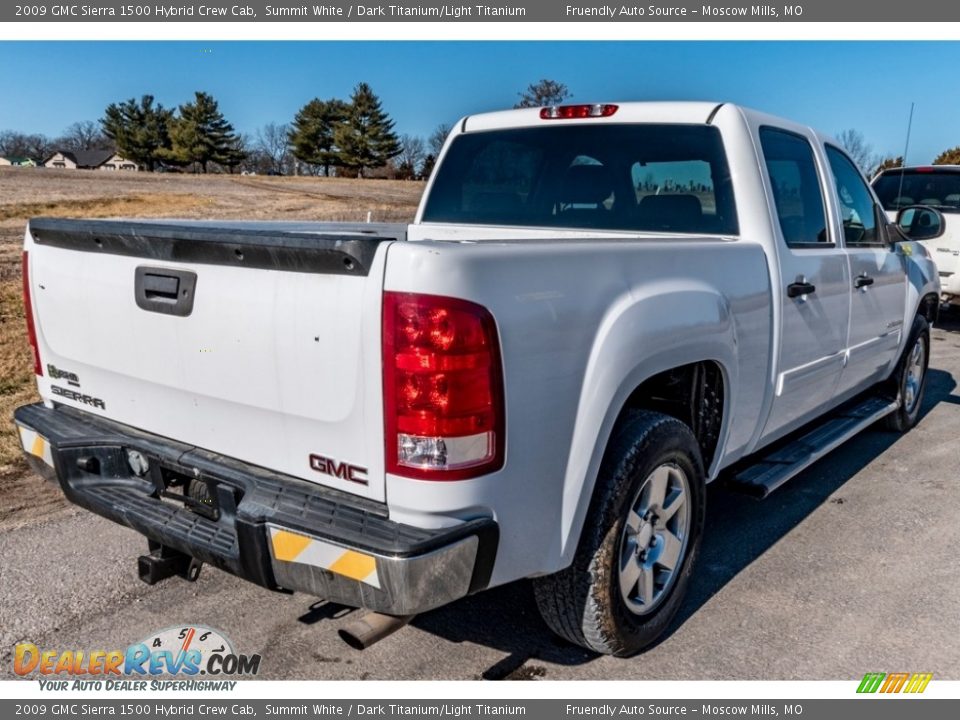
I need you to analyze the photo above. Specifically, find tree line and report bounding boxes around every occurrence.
[12,78,957,178]
[1,82,424,177]
[835,128,960,177]
[0,79,572,177]
[97,83,406,176]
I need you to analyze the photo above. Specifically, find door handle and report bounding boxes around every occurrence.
[854,274,875,289]
[787,281,816,298]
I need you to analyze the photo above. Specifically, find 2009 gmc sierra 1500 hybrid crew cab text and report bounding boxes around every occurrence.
[14,102,943,656]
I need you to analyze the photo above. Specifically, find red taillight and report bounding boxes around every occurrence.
[383,292,504,480]
[540,104,618,120]
[22,251,42,376]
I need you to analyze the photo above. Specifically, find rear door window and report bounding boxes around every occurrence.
[825,146,881,246]
[759,127,830,247]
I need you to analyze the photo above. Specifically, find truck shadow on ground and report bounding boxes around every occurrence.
[385,364,958,678]
[935,309,960,334]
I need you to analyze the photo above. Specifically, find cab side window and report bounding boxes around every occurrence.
[825,146,880,246]
[759,128,830,247]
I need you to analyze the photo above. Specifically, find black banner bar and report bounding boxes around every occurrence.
[2,699,960,719]
[5,1,960,23]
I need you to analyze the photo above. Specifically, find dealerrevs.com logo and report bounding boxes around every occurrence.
[14,626,261,690]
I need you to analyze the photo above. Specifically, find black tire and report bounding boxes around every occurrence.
[884,314,930,433]
[533,410,706,656]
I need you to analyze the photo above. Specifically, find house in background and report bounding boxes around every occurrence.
[43,149,139,171]
[0,156,38,167]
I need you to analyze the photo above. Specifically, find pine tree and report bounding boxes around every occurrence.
[420,154,437,181]
[333,83,401,178]
[164,92,242,173]
[100,95,173,171]
[288,98,349,176]
[220,134,249,174]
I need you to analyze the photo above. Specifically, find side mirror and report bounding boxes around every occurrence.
[896,205,945,241]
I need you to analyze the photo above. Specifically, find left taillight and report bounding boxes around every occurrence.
[22,251,42,376]
[383,291,505,480]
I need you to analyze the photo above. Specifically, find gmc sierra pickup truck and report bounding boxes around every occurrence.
[14,102,942,656]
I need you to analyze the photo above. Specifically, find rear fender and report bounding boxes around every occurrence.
[557,281,736,564]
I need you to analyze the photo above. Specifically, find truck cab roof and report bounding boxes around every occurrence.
[459,101,834,143]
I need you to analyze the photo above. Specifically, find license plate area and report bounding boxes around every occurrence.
[141,456,242,522]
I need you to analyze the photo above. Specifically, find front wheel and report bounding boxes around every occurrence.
[885,314,930,433]
[533,410,706,656]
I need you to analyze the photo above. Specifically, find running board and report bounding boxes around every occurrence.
[727,396,899,499]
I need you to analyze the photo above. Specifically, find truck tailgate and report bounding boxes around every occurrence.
[25,218,397,502]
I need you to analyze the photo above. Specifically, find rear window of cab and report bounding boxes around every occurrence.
[873,169,960,212]
[422,124,739,235]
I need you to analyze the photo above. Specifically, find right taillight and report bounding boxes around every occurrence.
[22,251,42,376]
[383,291,504,480]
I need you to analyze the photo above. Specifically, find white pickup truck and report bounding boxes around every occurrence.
[873,164,960,307]
[15,102,942,656]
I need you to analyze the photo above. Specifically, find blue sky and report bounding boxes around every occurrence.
[0,41,957,163]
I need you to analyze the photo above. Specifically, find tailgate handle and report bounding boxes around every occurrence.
[135,266,197,317]
[143,273,179,299]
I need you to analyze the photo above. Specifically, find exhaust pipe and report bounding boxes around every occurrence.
[338,612,415,650]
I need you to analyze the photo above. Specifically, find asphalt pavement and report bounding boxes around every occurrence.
[2,317,959,681]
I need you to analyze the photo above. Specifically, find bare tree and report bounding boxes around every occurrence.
[27,134,54,161]
[57,120,111,152]
[0,130,53,160]
[0,130,20,156]
[428,124,451,156]
[515,79,572,108]
[836,129,880,175]
[397,134,426,179]
[255,122,291,174]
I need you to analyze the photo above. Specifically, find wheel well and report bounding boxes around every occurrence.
[920,293,939,325]
[619,361,725,469]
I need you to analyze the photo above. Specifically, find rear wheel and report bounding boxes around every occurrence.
[533,410,705,656]
[885,314,930,432]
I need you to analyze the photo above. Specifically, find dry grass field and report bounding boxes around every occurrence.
[0,166,424,524]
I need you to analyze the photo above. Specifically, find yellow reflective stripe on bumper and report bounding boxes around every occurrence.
[328,550,377,583]
[268,526,380,589]
[271,529,312,562]
[18,425,54,467]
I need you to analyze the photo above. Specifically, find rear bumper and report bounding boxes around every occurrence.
[13,403,498,616]
[939,272,959,301]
